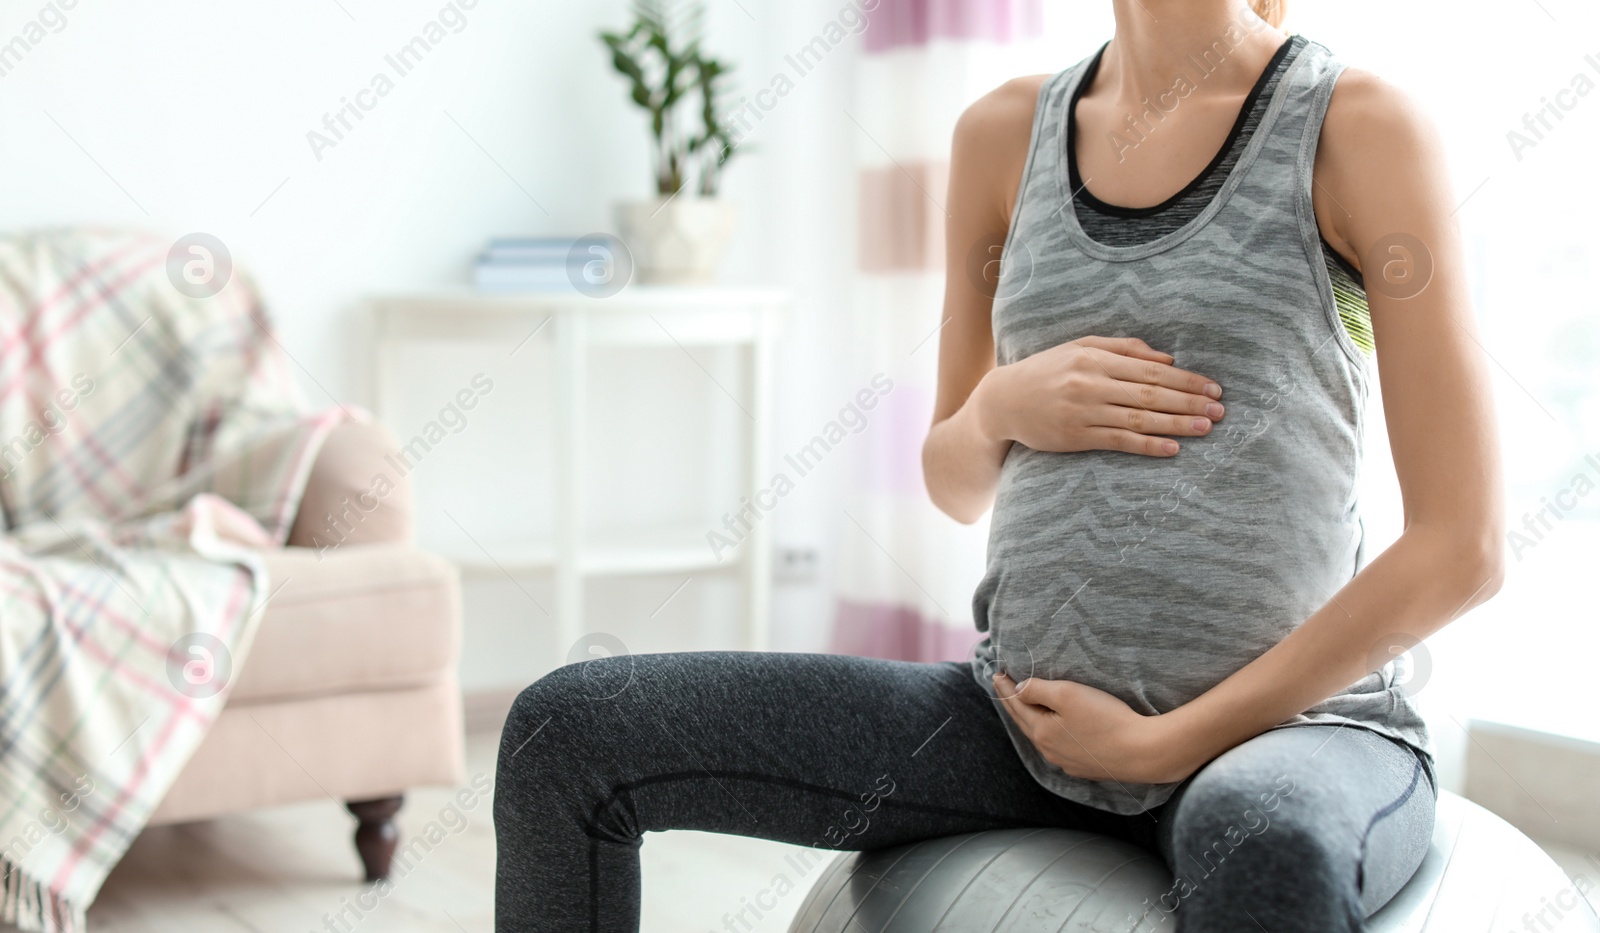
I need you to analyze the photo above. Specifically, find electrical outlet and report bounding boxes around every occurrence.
[774,546,820,583]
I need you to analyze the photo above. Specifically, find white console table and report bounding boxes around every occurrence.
[370,287,788,653]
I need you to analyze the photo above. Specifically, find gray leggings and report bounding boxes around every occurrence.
[493,651,1435,932]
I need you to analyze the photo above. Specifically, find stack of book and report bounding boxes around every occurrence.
[472,237,579,291]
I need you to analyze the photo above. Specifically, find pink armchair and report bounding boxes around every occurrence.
[146,419,465,881]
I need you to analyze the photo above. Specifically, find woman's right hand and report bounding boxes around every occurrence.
[974,336,1225,456]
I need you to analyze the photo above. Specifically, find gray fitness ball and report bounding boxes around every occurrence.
[786,792,1600,932]
[787,828,1167,933]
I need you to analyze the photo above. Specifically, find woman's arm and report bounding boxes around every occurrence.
[1156,70,1506,773]
[921,79,1037,524]
[924,79,1227,525]
[997,70,1506,783]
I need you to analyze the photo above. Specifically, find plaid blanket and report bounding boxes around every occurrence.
[0,229,343,931]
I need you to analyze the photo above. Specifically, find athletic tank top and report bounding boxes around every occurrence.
[968,37,1433,814]
[1070,35,1375,355]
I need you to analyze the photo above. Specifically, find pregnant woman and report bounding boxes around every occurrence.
[494,1,1504,930]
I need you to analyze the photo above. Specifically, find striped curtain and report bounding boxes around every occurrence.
[828,0,1047,662]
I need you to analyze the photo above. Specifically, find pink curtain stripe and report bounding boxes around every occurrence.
[836,0,1032,668]
[864,385,934,494]
[831,599,983,663]
[864,0,1045,53]
[858,161,949,273]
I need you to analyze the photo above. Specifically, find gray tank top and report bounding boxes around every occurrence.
[969,37,1432,814]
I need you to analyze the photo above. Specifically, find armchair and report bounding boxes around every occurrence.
[143,367,466,882]
[0,227,465,933]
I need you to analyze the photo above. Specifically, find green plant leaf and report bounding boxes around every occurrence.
[601,0,742,195]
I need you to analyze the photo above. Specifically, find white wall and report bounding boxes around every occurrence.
[0,0,875,691]
[10,0,1595,780]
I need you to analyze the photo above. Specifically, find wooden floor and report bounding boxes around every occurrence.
[89,731,816,933]
[1541,841,1600,921]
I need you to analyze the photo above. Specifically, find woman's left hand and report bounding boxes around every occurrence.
[993,673,1200,785]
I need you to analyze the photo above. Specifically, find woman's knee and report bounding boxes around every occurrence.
[499,656,644,769]
[1164,766,1308,877]
[503,658,626,743]
[1166,747,1301,835]
[1163,765,1362,930]
[495,657,663,848]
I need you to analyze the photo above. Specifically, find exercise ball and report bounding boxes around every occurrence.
[786,791,1600,932]
[788,828,1167,932]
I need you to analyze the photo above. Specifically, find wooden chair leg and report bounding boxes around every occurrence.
[347,795,404,882]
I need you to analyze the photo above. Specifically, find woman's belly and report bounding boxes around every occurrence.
[971,380,1363,715]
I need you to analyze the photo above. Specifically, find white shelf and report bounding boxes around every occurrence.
[375,285,792,308]
[442,544,556,575]
[372,288,790,348]
[372,286,787,651]
[444,526,742,578]
[582,541,732,577]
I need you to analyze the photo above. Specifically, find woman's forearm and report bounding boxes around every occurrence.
[1158,523,1504,777]
[922,370,1013,525]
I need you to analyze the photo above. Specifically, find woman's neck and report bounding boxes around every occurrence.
[1100,1,1288,104]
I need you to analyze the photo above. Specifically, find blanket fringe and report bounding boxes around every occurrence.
[1,859,81,933]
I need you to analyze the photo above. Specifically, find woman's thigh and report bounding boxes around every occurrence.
[495,650,1158,931]
[1154,725,1435,932]
[495,649,1140,849]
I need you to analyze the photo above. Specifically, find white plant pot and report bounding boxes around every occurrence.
[613,197,737,286]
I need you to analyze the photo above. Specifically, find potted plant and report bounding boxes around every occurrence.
[601,0,741,285]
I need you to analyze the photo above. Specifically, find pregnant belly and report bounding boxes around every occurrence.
[975,441,1361,714]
